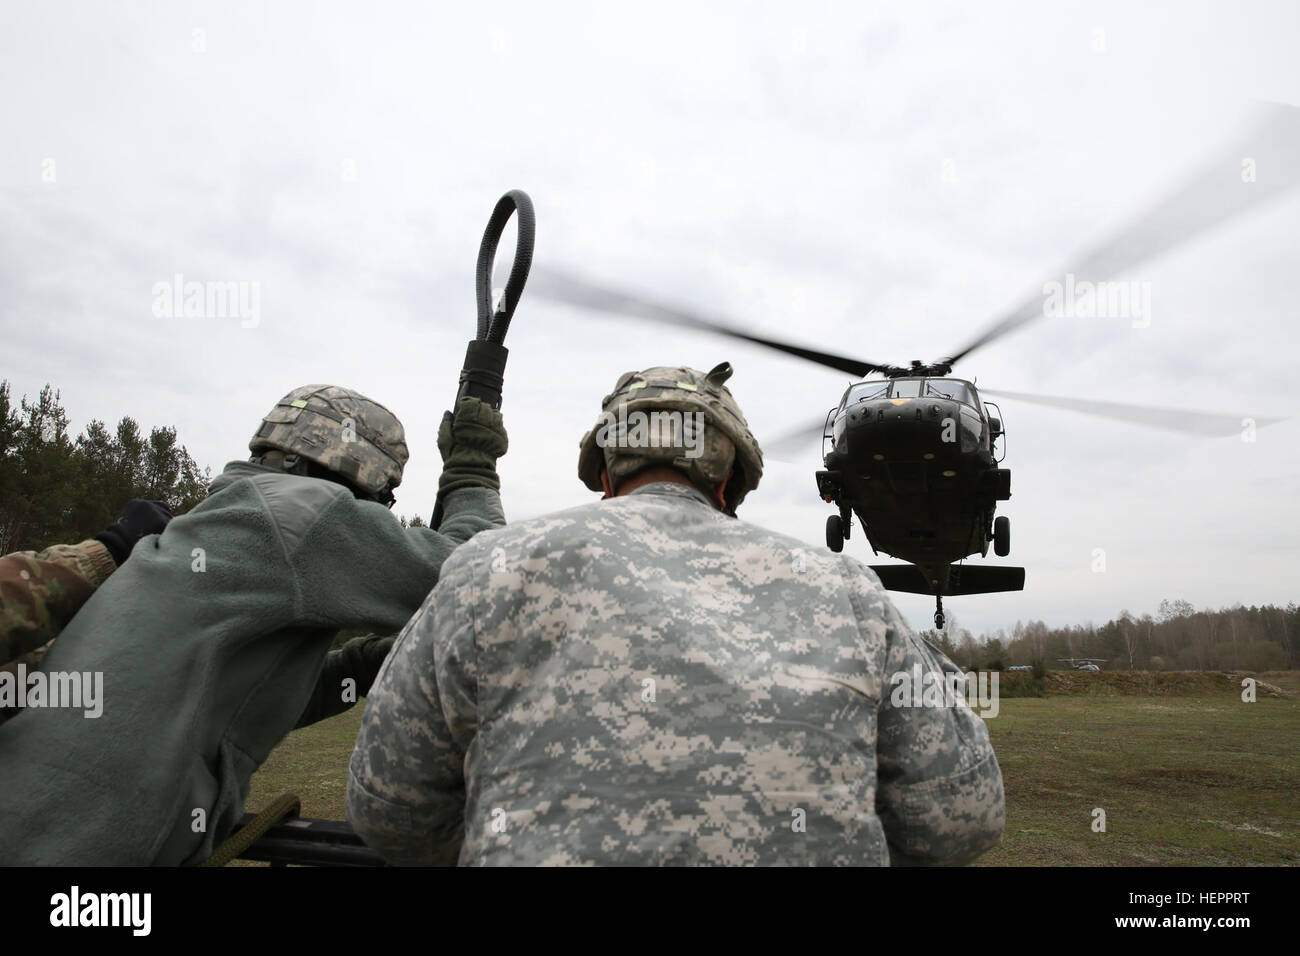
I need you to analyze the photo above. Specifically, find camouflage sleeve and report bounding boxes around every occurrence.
[866,571,1005,866]
[0,539,117,667]
[294,634,396,728]
[346,550,478,865]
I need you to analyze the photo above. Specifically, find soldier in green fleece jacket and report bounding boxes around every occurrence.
[0,384,507,865]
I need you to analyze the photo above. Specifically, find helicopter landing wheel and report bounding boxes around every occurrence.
[826,514,845,553]
[994,516,1010,557]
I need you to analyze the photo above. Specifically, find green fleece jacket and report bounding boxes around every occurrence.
[0,461,503,865]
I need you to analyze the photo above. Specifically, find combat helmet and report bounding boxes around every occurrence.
[577,362,763,515]
[249,385,409,505]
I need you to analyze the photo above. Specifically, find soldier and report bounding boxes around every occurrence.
[0,385,507,865]
[1,500,172,673]
[348,362,1005,866]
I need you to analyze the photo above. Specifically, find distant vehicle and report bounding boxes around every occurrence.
[1007,665,1033,671]
[1058,658,1107,671]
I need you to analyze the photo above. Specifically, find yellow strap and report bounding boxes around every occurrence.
[197,792,302,867]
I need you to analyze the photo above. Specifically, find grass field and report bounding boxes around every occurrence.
[246,673,1299,865]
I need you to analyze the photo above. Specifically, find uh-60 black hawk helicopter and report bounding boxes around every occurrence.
[532,102,1298,629]
[812,361,1016,632]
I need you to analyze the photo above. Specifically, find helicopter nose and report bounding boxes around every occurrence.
[843,398,965,461]
[847,404,874,427]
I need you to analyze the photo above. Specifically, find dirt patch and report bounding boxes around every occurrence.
[1206,821,1284,838]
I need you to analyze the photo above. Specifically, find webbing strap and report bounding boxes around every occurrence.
[198,792,302,867]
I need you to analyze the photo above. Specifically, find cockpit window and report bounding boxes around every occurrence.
[843,378,976,406]
[923,379,975,405]
[846,381,889,404]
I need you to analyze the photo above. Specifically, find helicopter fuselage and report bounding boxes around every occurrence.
[816,376,1014,598]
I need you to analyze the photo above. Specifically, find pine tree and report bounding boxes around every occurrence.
[0,381,211,552]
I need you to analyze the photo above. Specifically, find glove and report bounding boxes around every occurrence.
[94,499,173,565]
[336,634,397,699]
[436,396,508,495]
[429,396,507,528]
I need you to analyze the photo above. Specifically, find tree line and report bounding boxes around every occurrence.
[0,381,211,554]
[922,598,1297,672]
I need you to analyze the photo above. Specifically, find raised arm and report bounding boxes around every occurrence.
[430,396,509,542]
[289,396,506,635]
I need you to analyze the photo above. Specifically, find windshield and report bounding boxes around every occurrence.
[846,381,889,404]
[843,378,977,406]
[922,379,976,406]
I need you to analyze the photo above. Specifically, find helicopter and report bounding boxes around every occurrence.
[529,102,1299,630]
[813,362,1018,632]
[1058,658,1108,672]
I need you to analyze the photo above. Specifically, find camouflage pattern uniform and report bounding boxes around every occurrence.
[1,540,115,670]
[1,540,117,726]
[348,364,1004,866]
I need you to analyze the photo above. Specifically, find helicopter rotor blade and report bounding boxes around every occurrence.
[980,389,1286,437]
[763,417,829,458]
[941,101,1300,368]
[530,267,902,378]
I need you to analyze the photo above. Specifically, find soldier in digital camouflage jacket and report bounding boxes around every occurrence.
[348,364,1005,865]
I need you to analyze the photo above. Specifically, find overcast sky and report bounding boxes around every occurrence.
[2,0,1298,636]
